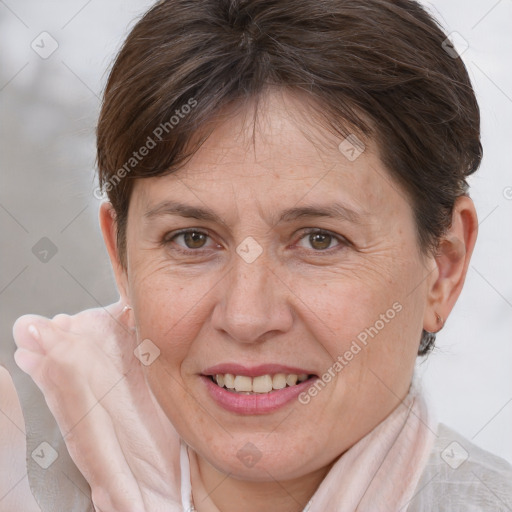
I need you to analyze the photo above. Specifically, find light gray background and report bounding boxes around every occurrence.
[1,0,511,466]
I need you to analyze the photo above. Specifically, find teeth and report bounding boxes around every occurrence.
[272,373,287,390]
[286,374,298,386]
[213,373,310,393]
[234,375,252,392]
[253,375,273,393]
[224,374,235,389]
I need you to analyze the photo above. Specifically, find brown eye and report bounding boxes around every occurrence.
[164,229,213,252]
[308,232,333,250]
[182,231,208,249]
[296,229,346,252]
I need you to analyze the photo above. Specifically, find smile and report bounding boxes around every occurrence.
[201,365,318,414]
[210,373,311,394]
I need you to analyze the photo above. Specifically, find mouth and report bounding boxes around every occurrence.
[200,365,319,414]
[206,373,316,394]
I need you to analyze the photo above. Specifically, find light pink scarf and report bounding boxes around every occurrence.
[181,380,437,512]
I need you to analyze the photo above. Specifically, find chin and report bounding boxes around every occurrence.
[196,434,325,482]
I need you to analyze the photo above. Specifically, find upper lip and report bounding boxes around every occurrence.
[201,363,316,377]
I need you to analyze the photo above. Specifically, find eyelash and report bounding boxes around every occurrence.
[162,228,349,256]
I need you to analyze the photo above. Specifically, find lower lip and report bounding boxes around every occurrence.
[201,375,317,415]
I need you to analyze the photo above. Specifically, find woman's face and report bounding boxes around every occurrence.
[121,89,432,481]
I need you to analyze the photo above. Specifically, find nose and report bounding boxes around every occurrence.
[211,252,294,344]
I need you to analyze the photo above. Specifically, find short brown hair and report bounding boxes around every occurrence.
[96,0,482,355]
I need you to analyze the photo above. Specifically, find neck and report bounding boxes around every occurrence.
[192,454,335,512]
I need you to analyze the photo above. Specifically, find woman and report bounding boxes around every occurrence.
[3,0,512,510]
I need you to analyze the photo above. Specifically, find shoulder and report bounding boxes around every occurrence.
[407,422,512,512]
[0,366,41,511]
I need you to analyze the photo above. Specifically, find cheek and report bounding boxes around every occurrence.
[280,265,409,347]
[128,263,217,367]
[286,255,423,393]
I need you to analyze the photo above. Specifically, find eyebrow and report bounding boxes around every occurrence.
[144,200,365,225]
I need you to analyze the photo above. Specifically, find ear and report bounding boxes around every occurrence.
[424,195,478,332]
[99,202,130,303]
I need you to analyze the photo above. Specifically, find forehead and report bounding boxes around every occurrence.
[131,88,409,221]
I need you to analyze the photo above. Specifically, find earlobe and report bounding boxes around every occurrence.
[424,196,478,332]
[98,202,130,303]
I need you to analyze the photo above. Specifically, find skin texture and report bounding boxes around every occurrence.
[9,87,478,512]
